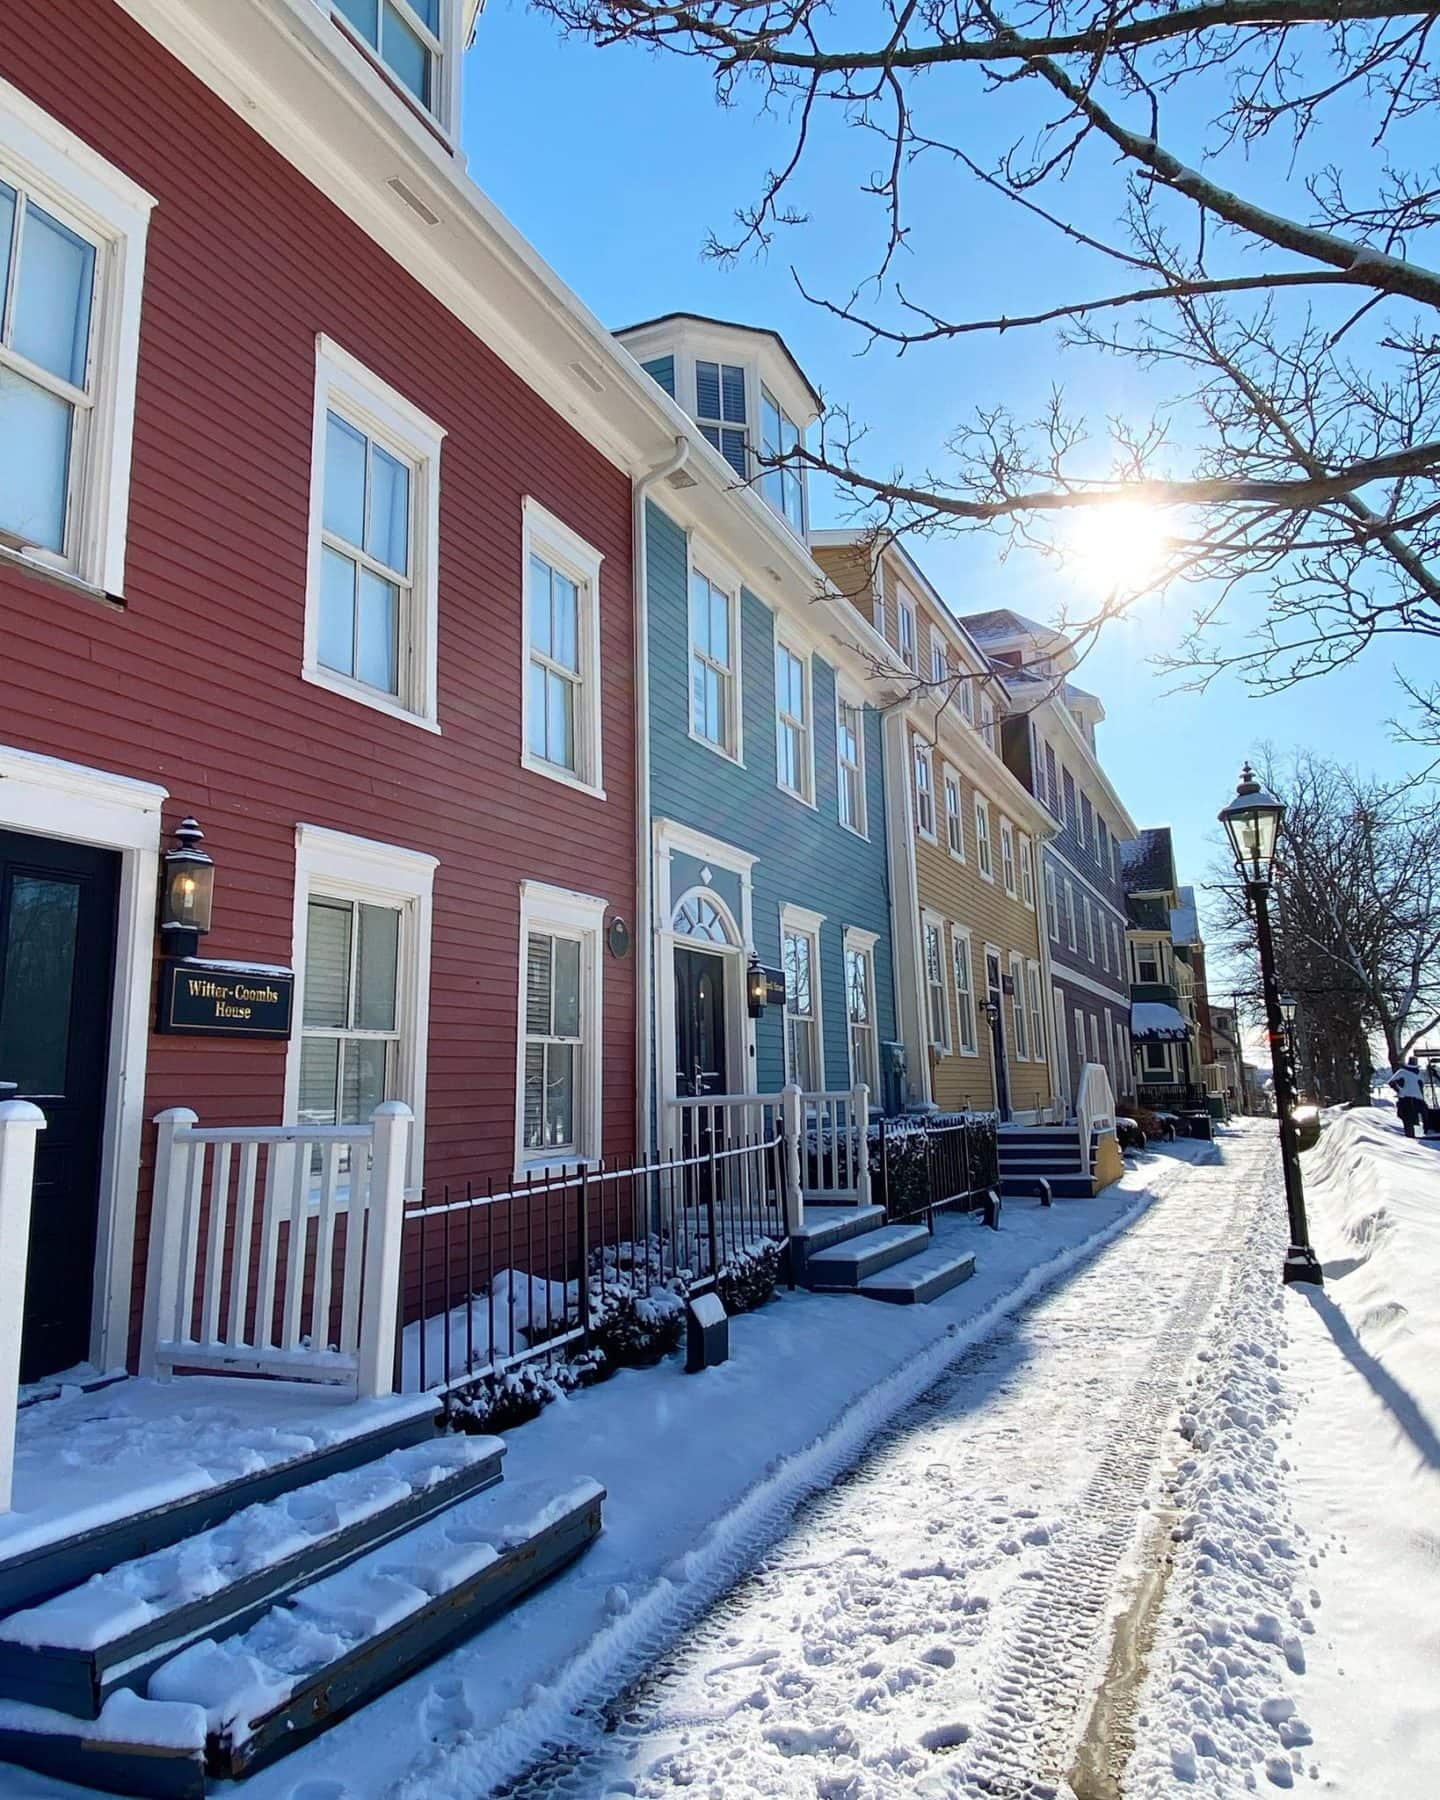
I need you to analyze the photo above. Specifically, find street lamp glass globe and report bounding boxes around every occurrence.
[1218,764,1285,886]
[1279,993,1298,1023]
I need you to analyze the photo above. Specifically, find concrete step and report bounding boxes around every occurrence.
[997,1129,1082,1146]
[1000,1173,1095,1200]
[789,1206,888,1283]
[858,1247,978,1306]
[804,1222,932,1289]
[998,1145,1092,1168]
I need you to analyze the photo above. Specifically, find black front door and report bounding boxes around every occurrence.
[986,951,1011,1122]
[675,947,729,1101]
[0,831,119,1381]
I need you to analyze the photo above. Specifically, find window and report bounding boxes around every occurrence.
[1019,835,1036,908]
[759,386,805,530]
[952,928,977,1055]
[1084,897,1096,963]
[333,0,449,116]
[959,673,975,724]
[999,818,1017,897]
[0,83,153,592]
[1045,863,1059,942]
[845,929,879,1093]
[923,917,950,1052]
[517,883,606,1172]
[1113,920,1124,974]
[898,591,918,671]
[522,500,603,794]
[1028,962,1046,1063]
[782,908,824,1090]
[914,739,937,840]
[1138,944,1160,983]
[975,799,993,879]
[289,824,436,1187]
[931,635,947,686]
[1080,792,1093,850]
[1062,768,1076,825]
[689,564,739,756]
[1064,879,1078,952]
[1144,1040,1170,1072]
[1044,742,1060,817]
[1074,1007,1087,1076]
[1095,817,1109,872]
[1115,1018,1131,1094]
[696,358,748,477]
[775,639,813,801]
[836,696,866,835]
[1099,908,1111,972]
[306,336,444,727]
[980,693,998,750]
[1010,954,1029,1059]
[1054,985,1070,1109]
[943,770,965,860]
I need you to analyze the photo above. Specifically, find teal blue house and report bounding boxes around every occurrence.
[617,315,898,1138]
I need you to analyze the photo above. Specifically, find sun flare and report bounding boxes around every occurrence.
[1065,501,1171,595]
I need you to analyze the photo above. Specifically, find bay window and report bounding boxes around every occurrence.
[696,358,748,477]
[333,0,449,119]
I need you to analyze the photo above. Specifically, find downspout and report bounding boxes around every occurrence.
[633,436,691,1159]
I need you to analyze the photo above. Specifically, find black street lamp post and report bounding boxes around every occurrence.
[1219,766,1325,1288]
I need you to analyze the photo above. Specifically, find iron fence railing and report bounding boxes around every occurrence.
[398,1133,786,1393]
[873,1114,1000,1232]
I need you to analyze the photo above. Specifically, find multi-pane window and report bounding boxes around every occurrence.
[898,595,918,670]
[1019,836,1035,908]
[1138,943,1161,982]
[696,359,748,477]
[760,386,805,529]
[845,941,877,1092]
[334,0,445,112]
[914,740,937,838]
[931,636,947,686]
[298,897,401,1130]
[318,408,412,698]
[1028,963,1046,1063]
[1045,863,1059,941]
[1010,954,1029,1059]
[690,568,737,753]
[959,673,975,723]
[1044,742,1060,816]
[527,552,581,772]
[775,641,811,799]
[1089,1012,1103,1069]
[952,929,977,1055]
[1084,897,1096,962]
[1096,816,1109,871]
[944,772,965,858]
[924,920,950,1052]
[1064,879,1078,951]
[1062,768,1077,825]
[975,799,993,878]
[783,926,820,1090]
[1080,792,1094,851]
[523,929,583,1155]
[1000,819,1017,896]
[0,177,97,565]
[837,699,866,833]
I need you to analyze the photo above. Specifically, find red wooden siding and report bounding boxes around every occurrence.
[0,0,637,1360]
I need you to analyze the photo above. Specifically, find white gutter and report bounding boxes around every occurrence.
[634,437,692,1157]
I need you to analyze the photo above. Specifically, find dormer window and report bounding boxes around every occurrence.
[696,359,748,477]
[760,387,806,531]
[334,0,447,118]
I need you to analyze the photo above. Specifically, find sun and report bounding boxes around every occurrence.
[1064,500,1172,595]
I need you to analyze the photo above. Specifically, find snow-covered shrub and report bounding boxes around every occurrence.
[716,1237,782,1314]
[587,1237,691,1368]
[444,1351,604,1435]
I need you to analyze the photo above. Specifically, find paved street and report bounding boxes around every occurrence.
[503,1133,1269,1799]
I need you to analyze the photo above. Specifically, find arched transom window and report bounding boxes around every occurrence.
[673,893,735,945]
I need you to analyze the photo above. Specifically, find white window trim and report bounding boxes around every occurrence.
[843,925,880,1090]
[774,632,816,807]
[835,683,869,839]
[286,823,438,1191]
[515,880,607,1178]
[951,923,979,1057]
[999,816,1018,898]
[914,738,938,843]
[974,797,994,882]
[1009,953,1030,1061]
[326,0,466,143]
[942,764,966,863]
[897,588,918,672]
[0,77,155,597]
[520,496,605,799]
[303,334,445,732]
[1045,862,1059,943]
[1027,960,1046,1064]
[1019,835,1036,909]
[780,902,826,1091]
[686,541,745,767]
[922,908,951,1055]
[1065,878,1078,952]
[1084,896,1096,963]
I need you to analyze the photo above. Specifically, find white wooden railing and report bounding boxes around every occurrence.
[1076,1061,1118,1174]
[140,1102,412,1397]
[666,1081,871,1232]
[0,1100,45,1514]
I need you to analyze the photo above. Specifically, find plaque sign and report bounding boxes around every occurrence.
[158,960,295,1039]
[763,967,787,1009]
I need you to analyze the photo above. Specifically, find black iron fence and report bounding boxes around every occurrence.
[873,1113,1000,1231]
[399,1133,786,1393]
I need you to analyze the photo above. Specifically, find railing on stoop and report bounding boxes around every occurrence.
[1075,1062,1118,1174]
[139,1102,413,1398]
[667,1082,872,1227]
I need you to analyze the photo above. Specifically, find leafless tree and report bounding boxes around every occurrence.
[1206,749,1440,1084]
[534,0,1440,708]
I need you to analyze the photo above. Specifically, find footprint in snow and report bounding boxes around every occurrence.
[420,1676,473,1739]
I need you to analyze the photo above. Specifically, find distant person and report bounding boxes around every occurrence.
[1388,1058,1426,1138]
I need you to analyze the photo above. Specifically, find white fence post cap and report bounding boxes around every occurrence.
[0,1100,45,1129]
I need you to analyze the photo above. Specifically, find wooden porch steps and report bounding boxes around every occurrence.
[996,1125,1097,1200]
[795,1204,980,1305]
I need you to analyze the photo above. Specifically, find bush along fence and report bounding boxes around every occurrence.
[871,1113,1001,1230]
[397,1130,788,1402]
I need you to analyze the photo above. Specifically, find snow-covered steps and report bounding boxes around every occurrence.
[996,1125,1097,1199]
[857,1244,977,1305]
[0,1691,208,1800]
[0,1434,505,1720]
[803,1221,932,1290]
[154,1474,604,1782]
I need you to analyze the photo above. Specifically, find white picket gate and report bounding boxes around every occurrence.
[140,1102,411,1397]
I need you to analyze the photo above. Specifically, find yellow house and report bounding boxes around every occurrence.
[813,532,1060,1121]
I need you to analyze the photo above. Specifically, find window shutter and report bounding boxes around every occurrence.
[526,932,553,1036]
[304,899,352,1027]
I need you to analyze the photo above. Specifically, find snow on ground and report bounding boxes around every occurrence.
[1130,1106,1440,1797]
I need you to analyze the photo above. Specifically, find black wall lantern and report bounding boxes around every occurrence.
[160,816,215,958]
[746,953,768,1019]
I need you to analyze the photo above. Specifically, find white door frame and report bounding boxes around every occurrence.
[0,743,167,1372]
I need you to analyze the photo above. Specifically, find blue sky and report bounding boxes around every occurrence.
[461,8,1425,979]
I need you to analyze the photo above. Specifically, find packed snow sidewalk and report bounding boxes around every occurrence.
[1129,1106,1440,1797]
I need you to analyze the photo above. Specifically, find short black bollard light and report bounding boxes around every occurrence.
[982,1189,1003,1230]
[686,1292,729,1372]
[1036,1177,1052,1207]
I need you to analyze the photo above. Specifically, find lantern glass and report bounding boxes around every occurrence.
[163,853,214,935]
[1219,766,1285,886]
[1279,993,1297,1024]
[746,957,767,1018]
